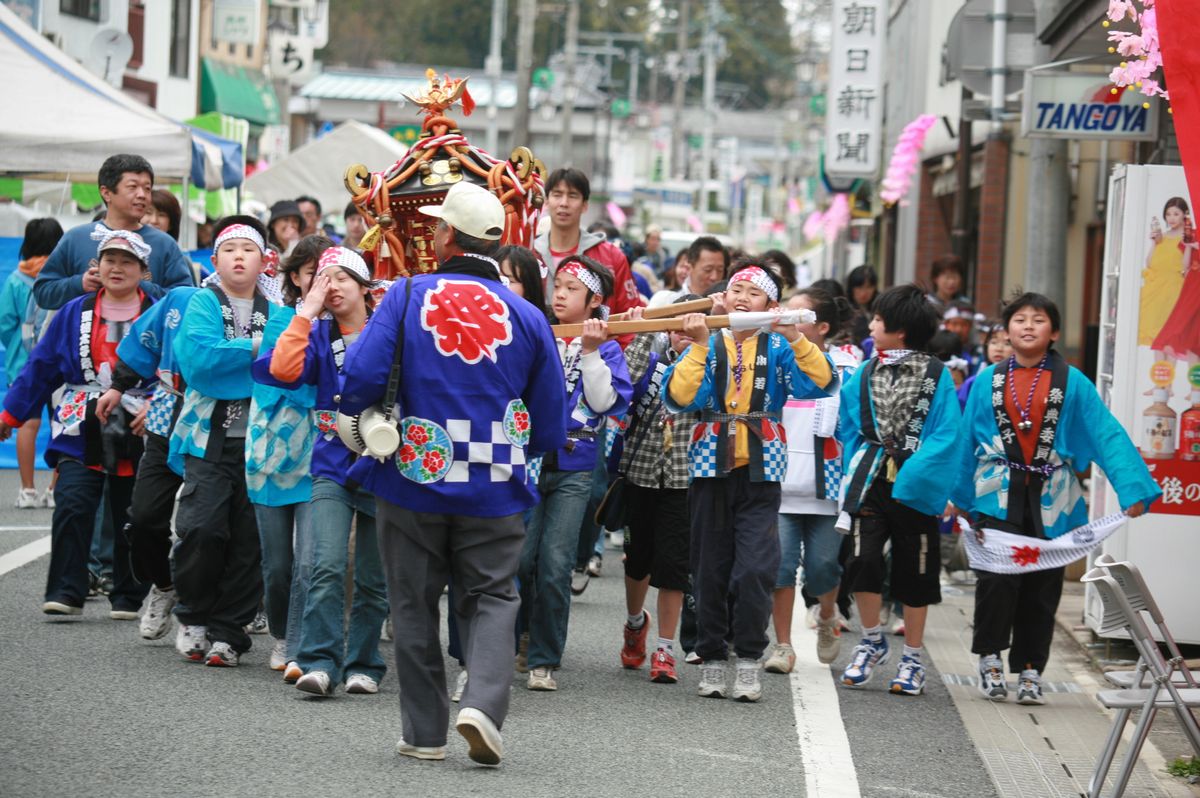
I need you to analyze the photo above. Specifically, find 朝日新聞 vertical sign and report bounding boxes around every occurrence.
[824,0,888,179]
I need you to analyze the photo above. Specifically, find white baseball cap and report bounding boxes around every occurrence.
[418,181,505,241]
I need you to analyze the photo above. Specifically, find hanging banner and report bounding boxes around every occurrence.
[824,0,888,179]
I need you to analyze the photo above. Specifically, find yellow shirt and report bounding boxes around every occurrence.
[668,333,832,469]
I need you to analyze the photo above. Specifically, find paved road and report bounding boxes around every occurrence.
[0,469,1109,798]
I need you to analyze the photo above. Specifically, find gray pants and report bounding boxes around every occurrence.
[377,499,525,747]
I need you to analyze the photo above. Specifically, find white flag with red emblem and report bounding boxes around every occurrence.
[963,513,1128,574]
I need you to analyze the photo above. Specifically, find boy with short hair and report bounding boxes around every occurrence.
[952,293,1157,704]
[168,217,273,667]
[838,284,964,696]
[666,259,835,702]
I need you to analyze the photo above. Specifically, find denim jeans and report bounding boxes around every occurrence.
[296,478,388,684]
[88,481,114,580]
[776,512,843,595]
[519,468,592,670]
[255,502,312,661]
[49,460,145,611]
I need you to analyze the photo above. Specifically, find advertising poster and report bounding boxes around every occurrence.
[1130,169,1200,516]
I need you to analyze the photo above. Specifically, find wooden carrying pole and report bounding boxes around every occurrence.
[552,315,734,339]
[607,296,713,321]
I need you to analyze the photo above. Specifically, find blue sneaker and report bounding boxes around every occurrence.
[841,636,890,688]
[889,655,926,696]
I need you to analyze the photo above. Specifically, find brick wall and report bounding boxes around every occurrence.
[975,135,1010,318]
[914,164,953,289]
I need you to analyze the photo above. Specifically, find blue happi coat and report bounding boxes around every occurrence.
[115,286,198,439]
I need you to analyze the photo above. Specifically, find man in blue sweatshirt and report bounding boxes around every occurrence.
[34,154,195,310]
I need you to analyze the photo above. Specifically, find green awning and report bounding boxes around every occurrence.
[200,57,281,128]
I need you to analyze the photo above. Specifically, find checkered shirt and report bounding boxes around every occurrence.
[870,352,932,444]
[619,332,696,490]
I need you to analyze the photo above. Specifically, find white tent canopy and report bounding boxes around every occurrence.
[0,4,230,185]
[245,120,409,217]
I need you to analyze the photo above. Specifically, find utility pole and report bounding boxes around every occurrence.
[699,0,718,194]
[512,0,536,149]
[560,0,579,166]
[670,0,690,179]
[485,0,507,155]
[1024,42,1068,311]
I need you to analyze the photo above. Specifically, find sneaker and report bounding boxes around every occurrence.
[889,655,926,696]
[515,633,530,673]
[138,586,176,640]
[296,670,332,696]
[14,487,39,508]
[697,661,728,698]
[245,609,269,635]
[649,648,678,683]
[175,624,208,661]
[94,574,113,598]
[283,661,302,683]
[978,654,1008,701]
[816,616,843,665]
[684,651,702,665]
[456,707,503,766]
[570,568,590,596]
[346,674,379,694]
[451,670,468,702]
[380,617,393,642]
[764,643,796,674]
[205,641,239,667]
[395,738,446,761]
[805,604,821,630]
[586,554,603,577]
[891,618,906,636]
[39,489,54,509]
[86,572,103,600]
[41,600,82,616]
[841,637,890,688]
[268,638,288,671]
[620,610,651,669]
[110,607,140,621]
[1016,669,1045,705]
[732,658,764,702]
[527,667,557,691]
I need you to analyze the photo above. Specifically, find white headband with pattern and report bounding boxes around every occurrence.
[316,246,372,283]
[559,259,603,296]
[729,266,779,302]
[214,223,267,254]
[91,225,151,263]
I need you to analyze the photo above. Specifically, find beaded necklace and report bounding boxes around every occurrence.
[1007,353,1048,432]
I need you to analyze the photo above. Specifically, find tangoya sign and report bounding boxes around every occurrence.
[1021,71,1160,141]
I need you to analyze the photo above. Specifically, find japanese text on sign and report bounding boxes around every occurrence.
[825,0,888,179]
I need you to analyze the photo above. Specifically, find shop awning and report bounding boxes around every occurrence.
[200,57,281,128]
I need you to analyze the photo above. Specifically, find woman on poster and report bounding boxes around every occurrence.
[1139,197,1195,347]
[1151,204,1200,367]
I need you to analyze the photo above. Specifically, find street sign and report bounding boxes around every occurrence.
[810,94,826,116]
[946,0,1036,97]
[1021,71,1159,141]
[824,0,888,179]
[533,67,554,89]
[389,125,422,145]
[611,98,631,118]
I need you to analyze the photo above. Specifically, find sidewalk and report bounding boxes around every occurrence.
[923,576,1197,797]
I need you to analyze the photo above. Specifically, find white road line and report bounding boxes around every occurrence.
[789,604,862,798]
[0,535,51,577]
[0,525,51,532]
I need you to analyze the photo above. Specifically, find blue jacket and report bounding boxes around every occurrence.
[950,362,1161,538]
[0,270,35,384]
[551,338,633,471]
[1,292,154,467]
[115,286,199,439]
[34,222,194,310]
[339,262,566,517]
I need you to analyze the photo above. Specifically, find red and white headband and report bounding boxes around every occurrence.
[317,246,372,283]
[729,266,779,302]
[559,259,603,297]
[214,223,267,254]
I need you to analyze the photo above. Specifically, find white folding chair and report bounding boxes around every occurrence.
[1093,553,1200,689]
[1081,568,1200,798]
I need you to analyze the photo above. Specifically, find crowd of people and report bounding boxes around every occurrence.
[0,153,1161,767]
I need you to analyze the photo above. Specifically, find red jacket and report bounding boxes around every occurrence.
[534,230,644,347]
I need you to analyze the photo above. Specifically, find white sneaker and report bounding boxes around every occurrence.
[586,554,603,577]
[456,706,503,766]
[764,643,796,674]
[1016,668,1045,705]
[732,658,763,702]
[816,616,843,665]
[14,488,39,509]
[805,604,821,630]
[396,738,446,761]
[684,651,702,665]
[139,586,177,640]
[451,670,468,702]
[978,654,1008,701]
[268,638,288,671]
[283,661,302,683]
[296,670,333,696]
[205,641,239,667]
[698,661,728,698]
[527,667,557,691]
[39,489,54,509]
[346,673,379,694]
[569,568,590,596]
[175,623,208,661]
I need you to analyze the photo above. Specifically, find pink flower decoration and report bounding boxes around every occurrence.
[880,114,938,206]
[1106,0,1168,101]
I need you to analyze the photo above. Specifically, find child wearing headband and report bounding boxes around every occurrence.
[664,257,836,703]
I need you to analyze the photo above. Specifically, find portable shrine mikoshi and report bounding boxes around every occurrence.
[343,70,548,280]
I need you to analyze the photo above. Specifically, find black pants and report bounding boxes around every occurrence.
[971,513,1065,673]
[47,460,145,611]
[689,468,782,662]
[624,484,690,591]
[126,432,181,590]
[173,441,262,653]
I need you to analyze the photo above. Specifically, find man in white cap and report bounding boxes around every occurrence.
[339,180,566,766]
